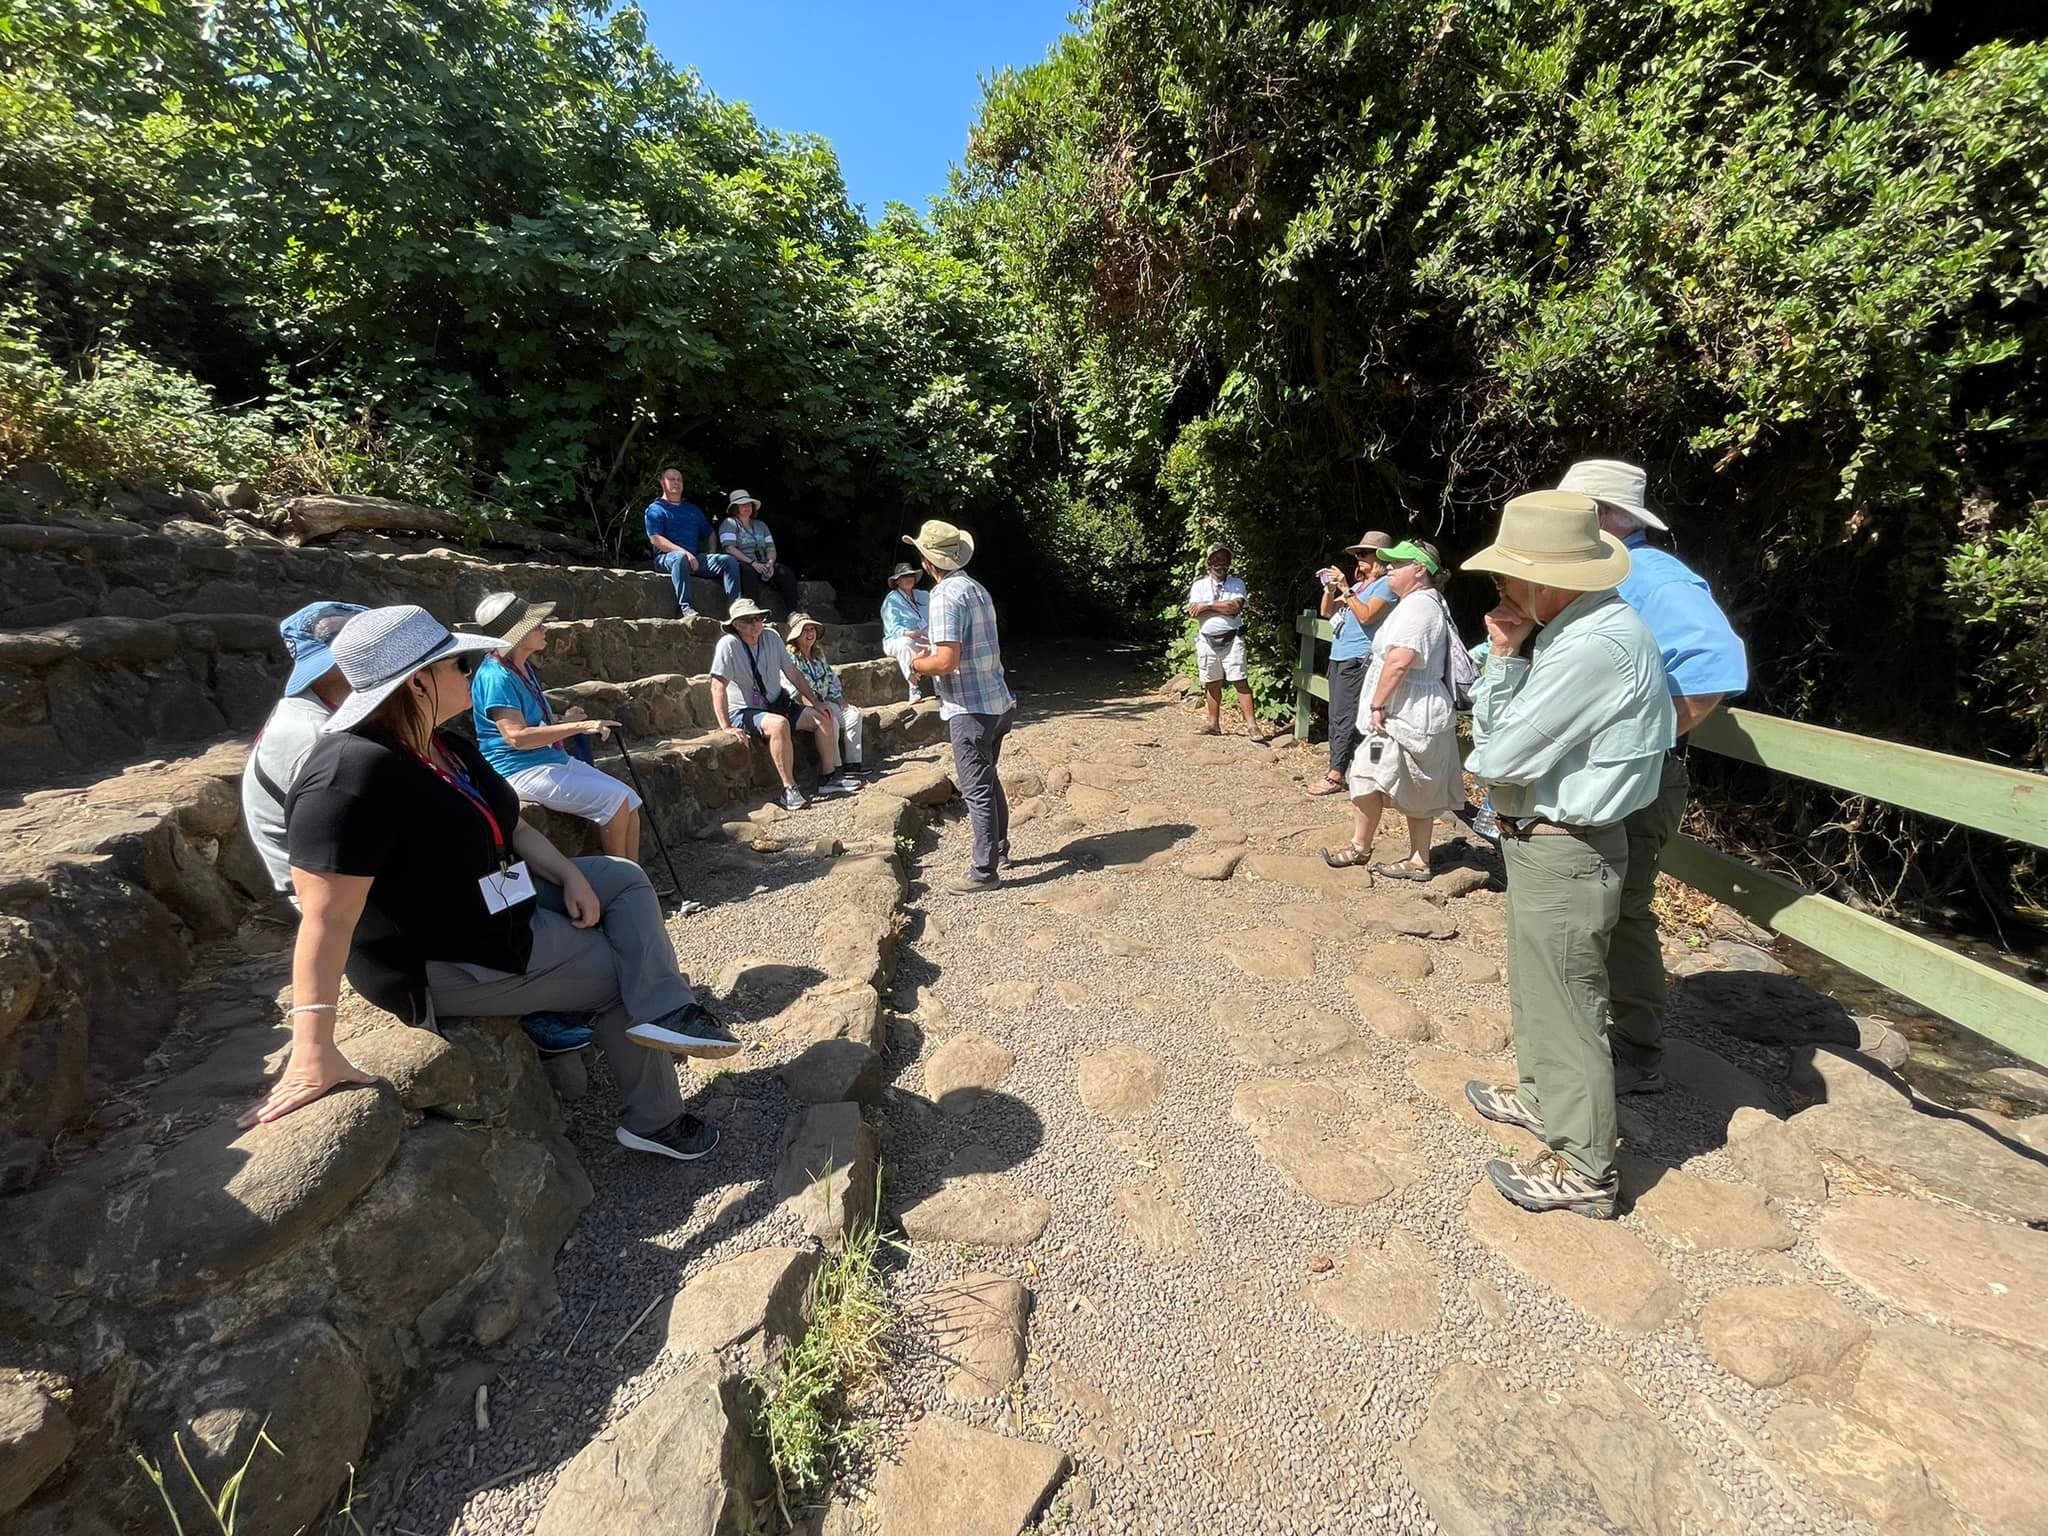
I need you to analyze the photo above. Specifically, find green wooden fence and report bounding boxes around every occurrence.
[1292,609,2048,1069]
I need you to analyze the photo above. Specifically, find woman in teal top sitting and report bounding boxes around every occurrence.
[786,612,865,773]
[463,592,641,861]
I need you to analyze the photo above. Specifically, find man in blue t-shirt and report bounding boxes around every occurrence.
[645,467,742,614]
[1555,458,1748,1098]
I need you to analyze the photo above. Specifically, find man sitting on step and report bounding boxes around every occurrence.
[645,467,740,616]
[241,600,367,899]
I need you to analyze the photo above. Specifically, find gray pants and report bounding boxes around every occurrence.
[1327,657,1368,776]
[1608,751,1689,1088]
[427,855,691,1135]
[948,709,1014,880]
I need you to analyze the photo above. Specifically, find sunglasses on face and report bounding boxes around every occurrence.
[446,652,479,677]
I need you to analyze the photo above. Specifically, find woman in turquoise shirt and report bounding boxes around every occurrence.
[1309,531,1397,796]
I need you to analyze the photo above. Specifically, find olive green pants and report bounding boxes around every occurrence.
[1505,823,1627,1184]
[1608,752,1689,1087]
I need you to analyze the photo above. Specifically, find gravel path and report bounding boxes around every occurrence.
[367,644,1923,1536]
[867,644,1876,1536]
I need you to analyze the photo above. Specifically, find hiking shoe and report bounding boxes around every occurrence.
[1617,1070,1667,1096]
[616,1114,720,1162]
[1465,1081,1546,1137]
[815,773,862,799]
[995,841,1014,871]
[779,785,809,812]
[626,1002,742,1059]
[1487,1150,1618,1219]
[519,1011,594,1056]
[947,872,1001,895]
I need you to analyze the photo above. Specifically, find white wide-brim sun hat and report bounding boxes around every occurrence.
[1461,491,1634,593]
[321,605,503,734]
[1555,458,1667,531]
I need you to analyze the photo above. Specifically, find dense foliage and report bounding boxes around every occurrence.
[946,0,2048,917]
[0,0,1060,592]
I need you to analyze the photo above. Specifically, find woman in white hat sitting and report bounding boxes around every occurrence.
[247,605,739,1165]
[464,591,640,863]
[718,489,801,613]
[785,612,866,775]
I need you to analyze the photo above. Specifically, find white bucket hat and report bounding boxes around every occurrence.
[1462,491,1633,593]
[1554,459,1667,531]
[726,488,762,512]
[321,606,502,733]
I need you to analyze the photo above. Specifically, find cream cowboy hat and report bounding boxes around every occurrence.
[722,597,773,628]
[783,611,824,644]
[1554,459,1667,532]
[726,488,763,511]
[459,590,555,649]
[1462,491,1633,592]
[903,519,975,571]
[321,606,502,734]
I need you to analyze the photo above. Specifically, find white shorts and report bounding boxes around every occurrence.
[1195,630,1247,683]
[505,759,641,823]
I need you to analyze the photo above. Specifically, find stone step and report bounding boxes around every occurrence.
[0,611,881,790]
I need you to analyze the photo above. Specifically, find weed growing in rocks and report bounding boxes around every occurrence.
[134,1423,283,1535]
[753,1213,898,1516]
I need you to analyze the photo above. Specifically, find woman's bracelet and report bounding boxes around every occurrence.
[288,1003,336,1017]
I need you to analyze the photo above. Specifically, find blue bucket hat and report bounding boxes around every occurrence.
[280,601,369,697]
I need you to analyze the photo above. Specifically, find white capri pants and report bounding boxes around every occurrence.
[816,699,864,765]
[882,633,926,682]
[506,758,641,824]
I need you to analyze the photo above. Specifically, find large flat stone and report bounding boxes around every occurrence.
[869,764,955,807]
[774,1103,876,1240]
[1215,926,1316,981]
[663,1247,821,1360]
[1791,1096,2048,1225]
[873,1416,1067,1536]
[1405,1046,1545,1158]
[925,1033,1015,1106]
[1241,854,1361,898]
[1304,1229,1441,1336]
[914,1273,1031,1401]
[1620,1154,1796,1252]
[1725,1104,1826,1204]
[1344,973,1433,1043]
[1848,1322,2048,1536]
[109,1081,404,1303]
[1076,1047,1162,1118]
[1230,1081,1419,1208]
[1816,1195,2048,1353]
[342,1026,477,1112]
[900,1176,1052,1248]
[1767,1403,1966,1536]
[1355,892,1458,940]
[1461,1178,1681,1332]
[1209,1000,1364,1069]
[535,1360,762,1536]
[1112,1184,1205,1259]
[1699,1284,1870,1390]
[1400,1362,1729,1535]
[0,1380,73,1515]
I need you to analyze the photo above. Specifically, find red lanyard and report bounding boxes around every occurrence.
[411,741,510,867]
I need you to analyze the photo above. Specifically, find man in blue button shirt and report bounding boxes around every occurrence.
[645,467,741,615]
[1556,458,1749,1097]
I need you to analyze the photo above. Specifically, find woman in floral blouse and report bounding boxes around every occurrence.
[784,614,865,773]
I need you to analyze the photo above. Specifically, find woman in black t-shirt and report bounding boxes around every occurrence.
[246,605,740,1164]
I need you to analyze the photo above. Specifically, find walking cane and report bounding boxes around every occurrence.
[606,725,698,914]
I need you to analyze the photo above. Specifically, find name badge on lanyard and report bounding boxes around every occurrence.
[415,746,535,912]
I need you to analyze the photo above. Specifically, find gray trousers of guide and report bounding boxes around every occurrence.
[426,855,692,1135]
[1504,823,1627,1185]
[1607,751,1690,1089]
[948,708,1015,880]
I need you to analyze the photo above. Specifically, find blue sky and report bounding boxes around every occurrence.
[641,0,1079,218]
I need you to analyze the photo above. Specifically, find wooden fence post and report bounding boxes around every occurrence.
[1293,609,1317,742]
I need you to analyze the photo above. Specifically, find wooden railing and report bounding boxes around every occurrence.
[1292,609,2048,1069]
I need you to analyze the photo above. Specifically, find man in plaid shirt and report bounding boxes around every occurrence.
[906,519,1017,893]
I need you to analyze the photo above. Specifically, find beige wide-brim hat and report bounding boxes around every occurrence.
[458,590,555,650]
[1344,530,1394,556]
[1462,491,1633,592]
[1555,458,1667,531]
[783,611,824,644]
[903,519,974,571]
[722,597,773,628]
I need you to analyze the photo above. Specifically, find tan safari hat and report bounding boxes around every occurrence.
[1462,491,1633,592]
[783,611,824,644]
[722,597,773,628]
[903,519,975,571]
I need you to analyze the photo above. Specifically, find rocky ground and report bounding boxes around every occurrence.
[364,644,2048,1536]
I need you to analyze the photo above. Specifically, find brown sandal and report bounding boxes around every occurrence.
[1305,775,1347,797]
[1320,844,1370,869]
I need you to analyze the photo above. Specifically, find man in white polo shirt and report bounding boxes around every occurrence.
[1186,542,1260,737]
